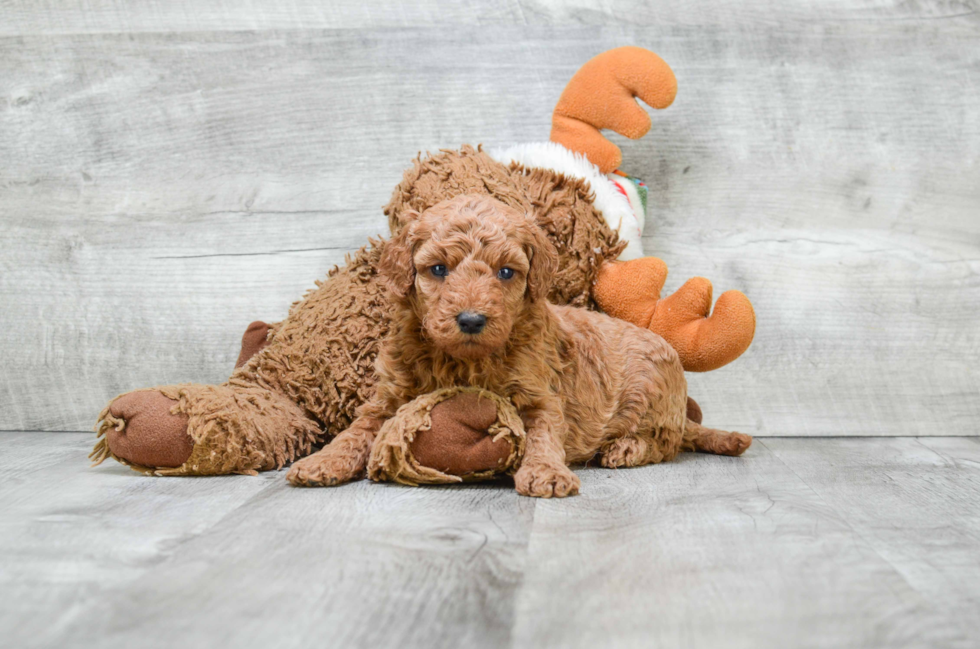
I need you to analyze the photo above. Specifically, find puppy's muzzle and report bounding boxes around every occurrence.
[456,311,487,335]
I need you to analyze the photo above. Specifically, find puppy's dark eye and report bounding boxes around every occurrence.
[497,267,515,280]
[430,264,448,278]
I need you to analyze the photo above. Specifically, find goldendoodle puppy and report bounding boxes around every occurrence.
[287,194,751,496]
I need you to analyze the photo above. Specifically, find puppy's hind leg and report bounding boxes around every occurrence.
[600,435,659,468]
[599,390,687,469]
[681,419,752,456]
[600,423,687,468]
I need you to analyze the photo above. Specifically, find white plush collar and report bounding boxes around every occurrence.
[488,142,644,260]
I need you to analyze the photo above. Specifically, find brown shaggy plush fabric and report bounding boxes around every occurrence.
[92,382,320,476]
[94,147,629,477]
[233,244,390,435]
[285,195,750,496]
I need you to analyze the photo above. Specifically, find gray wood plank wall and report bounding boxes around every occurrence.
[1,1,978,434]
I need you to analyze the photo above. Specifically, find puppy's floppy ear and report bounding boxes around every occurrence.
[523,218,558,302]
[380,213,420,299]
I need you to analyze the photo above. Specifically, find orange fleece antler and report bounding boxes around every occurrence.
[551,46,677,173]
[594,258,756,372]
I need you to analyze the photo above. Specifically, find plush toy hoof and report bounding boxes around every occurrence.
[98,391,194,469]
[410,391,513,476]
[368,387,526,486]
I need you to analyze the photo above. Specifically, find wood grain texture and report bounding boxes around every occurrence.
[765,436,980,644]
[3,0,977,34]
[2,433,977,648]
[0,4,978,433]
[512,438,973,649]
[0,0,528,34]
[0,432,277,644]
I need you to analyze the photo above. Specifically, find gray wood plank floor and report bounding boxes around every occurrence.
[2,433,977,649]
[2,2,978,436]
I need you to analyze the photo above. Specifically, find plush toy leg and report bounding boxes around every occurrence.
[593,258,755,372]
[411,391,513,476]
[91,382,322,476]
[90,319,318,476]
[369,388,526,486]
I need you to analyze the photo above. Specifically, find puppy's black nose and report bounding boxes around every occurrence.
[456,311,487,335]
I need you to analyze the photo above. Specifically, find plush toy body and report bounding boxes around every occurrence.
[92,48,756,483]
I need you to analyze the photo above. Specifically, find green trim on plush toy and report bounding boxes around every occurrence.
[614,170,648,215]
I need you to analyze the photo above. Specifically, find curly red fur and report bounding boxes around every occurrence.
[287,195,750,494]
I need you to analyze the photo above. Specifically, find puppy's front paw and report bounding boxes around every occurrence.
[287,448,364,487]
[514,462,580,498]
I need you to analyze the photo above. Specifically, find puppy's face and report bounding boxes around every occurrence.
[381,195,557,360]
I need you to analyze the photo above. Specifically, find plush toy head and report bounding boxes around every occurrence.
[384,147,531,236]
[384,146,624,309]
[380,194,557,360]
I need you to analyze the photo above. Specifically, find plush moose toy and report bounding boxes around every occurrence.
[92,47,756,486]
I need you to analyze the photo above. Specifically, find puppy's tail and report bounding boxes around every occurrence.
[682,419,752,457]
